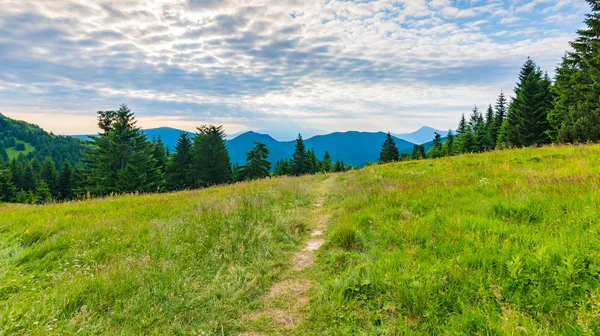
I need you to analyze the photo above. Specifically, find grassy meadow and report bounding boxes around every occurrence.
[1,145,600,334]
[302,145,600,334]
[5,141,34,160]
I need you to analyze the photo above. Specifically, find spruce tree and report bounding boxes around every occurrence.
[232,163,244,182]
[273,159,290,176]
[445,130,455,155]
[83,105,161,195]
[0,167,16,202]
[290,134,309,175]
[166,132,193,190]
[485,104,495,132]
[492,92,508,147]
[468,106,480,129]
[457,125,477,153]
[191,125,232,187]
[307,149,319,173]
[0,147,8,162]
[457,114,467,134]
[411,145,426,160]
[503,58,553,147]
[242,142,271,181]
[378,132,400,163]
[550,1,600,143]
[34,180,52,204]
[428,132,444,158]
[321,151,333,172]
[57,160,73,201]
[333,160,345,172]
[40,157,58,198]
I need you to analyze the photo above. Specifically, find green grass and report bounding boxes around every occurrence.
[2,145,600,335]
[5,141,35,160]
[301,145,600,334]
[0,176,322,334]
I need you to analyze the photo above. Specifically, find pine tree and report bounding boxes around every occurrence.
[492,92,508,147]
[290,134,309,176]
[411,145,426,160]
[378,132,400,163]
[307,149,319,173]
[457,114,467,134]
[333,160,345,172]
[468,106,480,129]
[34,180,52,204]
[550,1,600,143]
[457,125,477,153]
[428,132,444,158]
[83,105,161,195]
[273,159,290,176]
[242,142,271,181]
[0,147,8,162]
[40,157,58,198]
[57,160,73,201]
[232,163,244,182]
[0,166,16,202]
[445,130,455,155]
[151,137,167,191]
[321,151,333,172]
[502,58,553,147]
[166,132,193,190]
[474,117,492,152]
[485,104,495,132]
[191,125,232,187]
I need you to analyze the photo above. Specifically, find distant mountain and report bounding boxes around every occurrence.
[71,128,431,167]
[226,131,415,167]
[394,126,450,144]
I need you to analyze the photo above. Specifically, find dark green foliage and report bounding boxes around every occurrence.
[166,132,193,190]
[411,145,426,160]
[428,132,444,158]
[474,115,492,152]
[291,134,309,176]
[0,147,7,162]
[550,1,600,143]
[82,105,162,195]
[241,142,271,181]
[378,132,400,163]
[321,151,333,172]
[457,126,478,153]
[457,114,467,134]
[501,58,553,147]
[151,137,167,191]
[34,181,52,204]
[0,166,16,201]
[40,157,58,197]
[333,160,345,172]
[0,113,86,164]
[58,160,73,201]
[492,92,508,147]
[191,125,232,187]
[232,163,244,182]
[307,149,320,174]
[443,131,455,155]
[273,159,291,176]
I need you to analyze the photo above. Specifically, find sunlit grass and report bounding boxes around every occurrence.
[300,145,600,334]
[5,141,34,160]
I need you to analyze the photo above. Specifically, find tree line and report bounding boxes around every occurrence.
[0,105,350,203]
[379,1,600,163]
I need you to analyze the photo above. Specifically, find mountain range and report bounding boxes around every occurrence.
[71,126,448,167]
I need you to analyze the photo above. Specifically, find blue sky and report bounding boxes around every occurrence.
[0,0,589,140]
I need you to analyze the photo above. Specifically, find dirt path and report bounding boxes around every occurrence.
[241,177,333,334]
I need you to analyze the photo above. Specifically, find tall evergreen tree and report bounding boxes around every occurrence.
[550,1,600,143]
[0,147,8,162]
[57,160,73,201]
[321,151,333,172]
[485,104,495,131]
[412,144,426,160]
[457,114,467,134]
[290,134,309,175]
[457,125,478,153]
[232,163,244,182]
[40,157,58,198]
[83,105,161,195]
[502,58,553,147]
[492,92,508,147]
[333,160,345,172]
[307,149,319,173]
[445,130,455,155]
[166,132,193,190]
[151,137,167,190]
[0,166,16,202]
[378,132,400,163]
[191,125,232,187]
[242,142,271,181]
[428,132,444,158]
[273,159,290,176]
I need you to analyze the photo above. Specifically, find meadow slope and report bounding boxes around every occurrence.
[1,145,600,335]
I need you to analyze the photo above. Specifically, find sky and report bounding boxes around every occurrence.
[0,0,589,140]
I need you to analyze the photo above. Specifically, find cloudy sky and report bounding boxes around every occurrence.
[0,0,588,139]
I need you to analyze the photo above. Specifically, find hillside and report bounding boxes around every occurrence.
[0,113,87,164]
[1,145,600,334]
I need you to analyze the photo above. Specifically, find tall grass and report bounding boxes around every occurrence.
[301,145,600,334]
[0,176,319,335]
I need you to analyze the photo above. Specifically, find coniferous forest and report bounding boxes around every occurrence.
[1,3,600,204]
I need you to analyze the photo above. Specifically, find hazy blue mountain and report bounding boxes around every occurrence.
[72,128,424,167]
[226,131,415,167]
[394,126,450,144]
